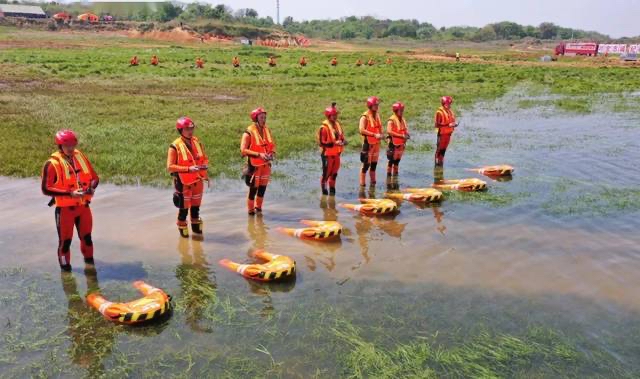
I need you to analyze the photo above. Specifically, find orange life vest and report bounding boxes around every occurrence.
[435,106,456,135]
[361,111,382,145]
[171,136,208,185]
[47,150,94,207]
[331,58,337,66]
[151,56,158,65]
[388,114,408,145]
[232,57,240,66]
[317,120,344,156]
[299,58,307,66]
[246,124,275,167]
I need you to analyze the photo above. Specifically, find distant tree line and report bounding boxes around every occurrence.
[13,1,634,41]
[283,18,613,42]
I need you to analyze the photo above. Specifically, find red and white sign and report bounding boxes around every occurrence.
[564,42,598,55]
[598,44,627,54]
[628,45,640,54]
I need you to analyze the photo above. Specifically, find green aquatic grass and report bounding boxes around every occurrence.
[544,186,640,216]
[442,187,528,207]
[1,27,640,184]
[1,268,638,378]
[333,320,612,379]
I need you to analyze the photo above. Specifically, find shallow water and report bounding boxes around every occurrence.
[1,92,640,377]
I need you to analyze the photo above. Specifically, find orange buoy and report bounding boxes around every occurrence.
[87,281,171,324]
[339,198,398,216]
[277,220,342,241]
[387,188,443,203]
[432,178,487,192]
[219,250,296,282]
[468,165,514,177]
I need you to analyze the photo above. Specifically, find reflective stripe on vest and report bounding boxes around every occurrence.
[247,124,274,166]
[49,150,93,207]
[388,114,408,145]
[319,120,344,156]
[172,136,207,185]
[435,106,455,135]
[361,111,382,145]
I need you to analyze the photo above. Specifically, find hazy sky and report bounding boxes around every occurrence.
[220,0,639,38]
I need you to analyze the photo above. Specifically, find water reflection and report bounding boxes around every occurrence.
[245,277,297,318]
[60,268,116,377]
[353,212,405,270]
[319,195,338,221]
[358,186,377,199]
[386,175,400,191]
[433,165,444,184]
[175,238,217,333]
[432,206,447,235]
[486,174,513,182]
[245,215,297,316]
[247,214,269,250]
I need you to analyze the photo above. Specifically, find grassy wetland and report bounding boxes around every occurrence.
[1,25,640,378]
[1,26,639,183]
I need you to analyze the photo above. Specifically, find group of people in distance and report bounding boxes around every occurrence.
[41,95,457,271]
[129,55,394,68]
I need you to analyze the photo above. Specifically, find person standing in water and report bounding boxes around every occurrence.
[41,130,99,271]
[241,107,276,215]
[167,117,209,238]
[318,102,346,195]
[359,96,383,188]
[386,101,410,177]
[434,96,458,166]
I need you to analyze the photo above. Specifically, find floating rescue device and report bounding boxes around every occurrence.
[219,250,296,282]
[87,281,171,324]
[390,188,444,202]
[339,198,398,216]
[467,165,514,177]
[432,178,487,192]
[277,220,342,241]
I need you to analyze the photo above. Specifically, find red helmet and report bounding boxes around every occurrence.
[250,107,267,122]
[324,102,338,117]
[392,102,405,112]
[176,116,195,130]
[55,129,78,146]
[366,96,380,108]
[441,96,453,106]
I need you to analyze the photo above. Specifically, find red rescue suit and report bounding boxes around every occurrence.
[434,106,456,165]
[318,120,345,194]
[41,150,99,269]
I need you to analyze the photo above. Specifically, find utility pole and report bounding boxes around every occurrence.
[276,0,280,25]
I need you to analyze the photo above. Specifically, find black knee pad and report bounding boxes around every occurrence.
[173,192,184,208]
[61,239,72,253]
[178,208,189,221]
[83,234,93,246]
[361,163,370,173]
[257,186,267,197]
[190,206,200,219]
[439,148,447,156]
[395,158,401,165]
[370,162,378,171]
[332,173,338,180]
[248,187,258,200]
[360,151,368,164]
